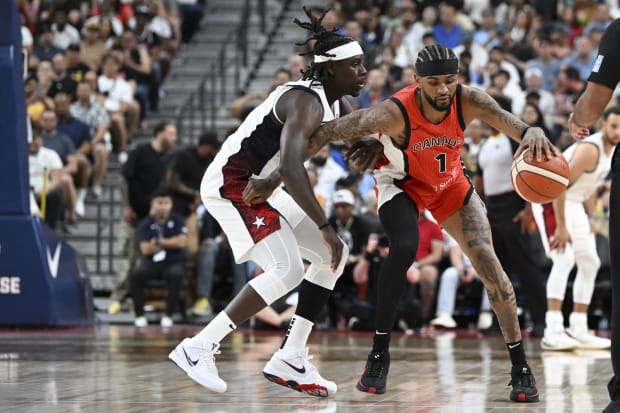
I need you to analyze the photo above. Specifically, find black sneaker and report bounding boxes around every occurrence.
[508,364,539,402]
[356,350,390,394]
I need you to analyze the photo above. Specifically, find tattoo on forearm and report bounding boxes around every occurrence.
[468,88,528,137]
[310,107,386,148]
[459,196,521,342]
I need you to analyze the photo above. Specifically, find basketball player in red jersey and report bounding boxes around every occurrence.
[310,44,558,402]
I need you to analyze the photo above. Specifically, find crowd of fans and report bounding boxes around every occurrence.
[24,0,205,232]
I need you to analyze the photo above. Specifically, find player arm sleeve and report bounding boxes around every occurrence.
[588,21,620,90]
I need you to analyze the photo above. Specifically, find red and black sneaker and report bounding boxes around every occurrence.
[356,350,390,394]
[509,364,539,402]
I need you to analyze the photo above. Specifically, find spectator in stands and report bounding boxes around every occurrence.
[98,53,140,161]
[561,36,596,82]
[513,68,555,129]
[177,0,205,43]
[412,212,444,323]
[433,2,462,49]
[119,30,153,124]
[130,187,188,328]
[453,30,488,85]
[474,8,498,48]
[520,102,552,143]
[28,131,67,230]
[71,81,111,198]
[51,9,80,50]
[352,233,423,332]
[409,5,437,54]
[65,44,91,83]
[306,145,347,216]
[48,53,78,99]
[167,130,221,266]
[327,189,369,329]
[356,68,391,109]
[430,234,493,330]
[525,36,561,92]
[33,24,64,62]
[54,93,93,216]
[25,74,52,124]
[392,65,416,91]
[40,109,79,222]
[108,122,177,314]
[80,19,107,71]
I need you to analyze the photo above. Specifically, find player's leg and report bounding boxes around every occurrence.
[357,192,420,394]
[542,245,579,350]
[169,218,305,393]
[262,214,348,397]
[565,203,609,349]
[442,193,539,403]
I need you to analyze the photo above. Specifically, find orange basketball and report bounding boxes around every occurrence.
[511,149,570,204]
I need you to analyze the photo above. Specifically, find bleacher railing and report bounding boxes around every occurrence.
[175,0,273,143]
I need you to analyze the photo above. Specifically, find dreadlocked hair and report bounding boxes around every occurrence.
[293,6,355,84]
[416,44,458,65]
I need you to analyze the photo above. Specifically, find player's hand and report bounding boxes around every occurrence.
[515,127,560,162]
[549,225,571,252]
[568,113,590,141]
[459,267,476,284]
[123,207,136,224]
[345,138,384,171]
[512,205,536,234]
[320,225,344,272]
[242,176,277,206]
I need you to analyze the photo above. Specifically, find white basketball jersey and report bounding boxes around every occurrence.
[563,132,613,202]
[201,80,340,199]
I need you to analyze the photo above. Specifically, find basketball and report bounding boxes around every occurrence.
[511,149,570,204]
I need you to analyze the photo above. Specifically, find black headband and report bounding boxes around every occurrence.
[415,59,459,77]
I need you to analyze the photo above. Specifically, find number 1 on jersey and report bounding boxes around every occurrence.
[435,153,447,173]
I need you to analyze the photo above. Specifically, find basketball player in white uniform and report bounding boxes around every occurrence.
[533,106,620,350]
[168,9,369,397]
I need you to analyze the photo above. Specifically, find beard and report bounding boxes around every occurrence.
[422,89,454,111]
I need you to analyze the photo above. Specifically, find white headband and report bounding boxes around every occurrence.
[313,41,364,63]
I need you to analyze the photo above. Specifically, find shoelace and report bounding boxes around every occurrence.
[367,352,386,377]
[201,342,221,365]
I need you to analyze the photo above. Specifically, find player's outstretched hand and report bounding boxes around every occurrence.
[242,176,278,206]
[567,113,590,141]
[320,225,344,272]
[346,138,384,171]
[515,127,560,161]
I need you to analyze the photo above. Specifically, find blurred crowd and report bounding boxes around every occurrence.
[24,0,205,232]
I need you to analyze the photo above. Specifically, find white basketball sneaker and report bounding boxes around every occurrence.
[566,326,611,350]
[168,338,227,393]
[263,347,337,397]
[541,330,579,351]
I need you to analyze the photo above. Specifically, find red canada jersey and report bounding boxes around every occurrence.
[374,84,470,222]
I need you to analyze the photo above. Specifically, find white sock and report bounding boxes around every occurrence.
[280,315,313,353]
[545,310,564,332]
[569,312,588,332]
[189,311,236,347]
[77,188,87,202]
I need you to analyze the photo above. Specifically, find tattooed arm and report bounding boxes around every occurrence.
[309,99,406,150]
[461,85,558,161]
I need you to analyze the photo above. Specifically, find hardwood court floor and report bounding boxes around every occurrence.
[0,325,612,412]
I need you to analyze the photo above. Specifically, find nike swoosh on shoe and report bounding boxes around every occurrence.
[282,359,306,374]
